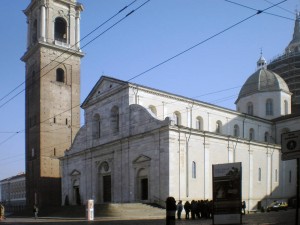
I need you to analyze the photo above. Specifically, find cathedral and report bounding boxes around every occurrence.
[23,1,300,211]
[60,59,299,210]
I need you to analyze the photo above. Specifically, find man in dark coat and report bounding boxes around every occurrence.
[184,201,191,219]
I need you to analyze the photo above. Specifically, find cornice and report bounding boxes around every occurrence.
[82,84,128,109]
[21,42,84,62]
[168,125,281,149]
[128,84,272,124]
[61,124,170,159]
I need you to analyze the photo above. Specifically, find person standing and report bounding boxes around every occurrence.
[190,200,197,219]
[33,205,39,219]
[184,201,191,219]
[176,200,183,219]
[242,201,246,215]
[166,197,176,225]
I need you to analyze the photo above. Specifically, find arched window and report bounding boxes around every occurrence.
[111,106,119,133]
[284,100,288,115]
[56,68,64,82]
[266,99,273,116]
[258,168,262,181]
[192,161,196,179]
[173,111,181,125]
[92,114,101,139]
[233,124,239,137]
[216,120,222,134]
[55,17,67,42]
[264,132,270,142]
[249,128,255,140]
[148,105,157,116]
[196,116,203,130]
[247,102,253,115]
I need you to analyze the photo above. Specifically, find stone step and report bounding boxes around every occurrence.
[37,203,165,218]
[94,203,165,217]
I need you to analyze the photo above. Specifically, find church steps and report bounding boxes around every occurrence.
[35,203,165,218]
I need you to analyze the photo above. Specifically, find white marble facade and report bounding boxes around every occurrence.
[61,70,299,211]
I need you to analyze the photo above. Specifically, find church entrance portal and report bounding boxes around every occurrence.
[137,168,149,202]
[133,155,151,202]
[140,178,148,200]
[73,181,81,205]
[103,175,111,202]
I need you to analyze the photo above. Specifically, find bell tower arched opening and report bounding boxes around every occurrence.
[55,17,67,42]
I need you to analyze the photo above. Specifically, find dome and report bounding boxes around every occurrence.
[236,68,290,103]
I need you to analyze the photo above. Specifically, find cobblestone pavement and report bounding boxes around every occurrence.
[0,209,298,224]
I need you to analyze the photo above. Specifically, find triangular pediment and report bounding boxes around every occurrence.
[133,155,151,164]
[70,169,81,176]
[81,76,127,108]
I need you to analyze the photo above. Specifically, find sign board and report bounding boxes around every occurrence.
[86,199,94,221]
[213,162,242,225]
[281,130,300,161]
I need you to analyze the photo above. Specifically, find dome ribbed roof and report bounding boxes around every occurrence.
[236,68,290,103]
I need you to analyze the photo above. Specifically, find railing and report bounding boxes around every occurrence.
[269,51,300,64]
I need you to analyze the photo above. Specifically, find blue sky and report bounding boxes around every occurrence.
[0,0,297,180]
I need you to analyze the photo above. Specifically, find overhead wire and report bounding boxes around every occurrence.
[0,0,289,162]
[128,0,287,82]
[0,77,283,160]
[0,0,288,144]
[0,0,288,112]
[225,0,294,21]
[0,0,152,157]
[1,77,280,162]
[263,0,296,15]
[0,0,141,107]
[0,72,290,150]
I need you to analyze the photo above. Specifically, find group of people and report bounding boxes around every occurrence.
[176,199,213,220]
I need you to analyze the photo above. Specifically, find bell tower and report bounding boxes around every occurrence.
[21,0,84,207]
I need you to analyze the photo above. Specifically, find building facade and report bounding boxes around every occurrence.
[61,66,299,211]
[268,13,300,114]
[0,173,26,213]
[21,0,84,207]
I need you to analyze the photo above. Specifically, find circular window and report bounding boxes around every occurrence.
[101,162,109,172]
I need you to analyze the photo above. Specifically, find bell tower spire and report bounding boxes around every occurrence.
[21,0,84,207]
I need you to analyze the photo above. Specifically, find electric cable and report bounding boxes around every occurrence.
[263,0,295,15]
[0,0,289,161]
[0,71,289,149]
[0,0,288,111]
[0,0,140,105]
[225,0,293,21]
[127,0,287,82]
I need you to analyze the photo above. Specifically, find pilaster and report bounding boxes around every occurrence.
[248,145,253,211]
[40,3,46,42]
[203,137,210,199]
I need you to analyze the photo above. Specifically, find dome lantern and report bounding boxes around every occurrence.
[257,50,267,69]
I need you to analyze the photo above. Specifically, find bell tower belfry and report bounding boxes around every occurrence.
[21,0,84,207]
